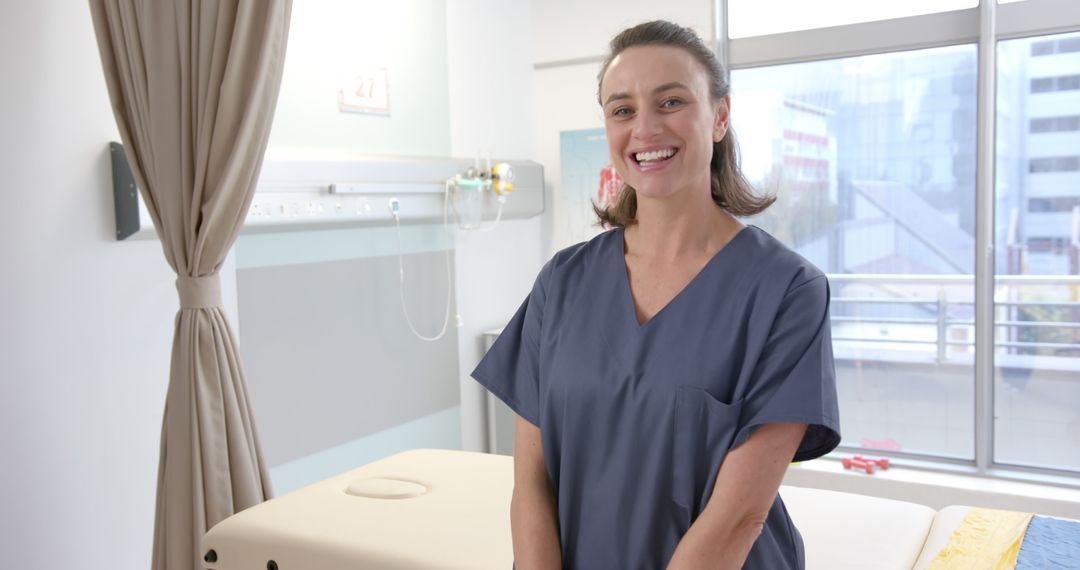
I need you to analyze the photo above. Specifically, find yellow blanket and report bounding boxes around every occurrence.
[928,508,1035,570]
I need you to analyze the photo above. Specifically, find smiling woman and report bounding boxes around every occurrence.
[471,20,841,570]
[602,52,718,201]
[593,22,773,230]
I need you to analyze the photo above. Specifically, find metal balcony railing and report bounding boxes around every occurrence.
[826,274,1080,369]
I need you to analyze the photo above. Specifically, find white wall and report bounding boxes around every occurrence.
[0,2,216,569]
[268,0,451,156]
[446,0,544,451]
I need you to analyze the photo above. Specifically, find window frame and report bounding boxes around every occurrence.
[718,0,1080,486]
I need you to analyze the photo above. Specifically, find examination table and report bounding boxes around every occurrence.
[201,449,1070,569]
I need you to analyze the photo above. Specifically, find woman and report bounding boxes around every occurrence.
[472,20,841,569]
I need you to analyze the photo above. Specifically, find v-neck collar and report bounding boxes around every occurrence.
[617,225,753,330]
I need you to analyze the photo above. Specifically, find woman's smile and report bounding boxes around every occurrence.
[630,145,680,171]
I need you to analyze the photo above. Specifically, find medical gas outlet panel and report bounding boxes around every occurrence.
[110,145,545,240]
[246,192,379,225]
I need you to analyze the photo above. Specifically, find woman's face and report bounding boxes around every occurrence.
[599,45,728,202]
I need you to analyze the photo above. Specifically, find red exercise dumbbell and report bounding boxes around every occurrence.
[842,457,875,474]
[854,455,890,470]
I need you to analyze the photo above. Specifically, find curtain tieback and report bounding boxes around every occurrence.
[176,274,222,309]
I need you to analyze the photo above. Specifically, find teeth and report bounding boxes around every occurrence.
[634,148,676,162]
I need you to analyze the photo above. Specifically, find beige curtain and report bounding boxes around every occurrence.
[88,1,292,568]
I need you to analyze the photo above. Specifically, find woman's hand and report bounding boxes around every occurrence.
[511,416,563,570]
[666,422,808,570]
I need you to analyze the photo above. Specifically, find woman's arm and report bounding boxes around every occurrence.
[666,422,808,570]
[511,416,562,570]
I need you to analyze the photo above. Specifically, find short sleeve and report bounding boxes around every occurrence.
[733,275,841,461]
[469,263,549,427]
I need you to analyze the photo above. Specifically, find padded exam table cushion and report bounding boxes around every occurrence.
[911,505,974,569]
[202,449,514,570]
[203,448,941,569]
[780,485,936,570]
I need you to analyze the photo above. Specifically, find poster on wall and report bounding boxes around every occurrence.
[338,66,390,116]
[557,128,623,251]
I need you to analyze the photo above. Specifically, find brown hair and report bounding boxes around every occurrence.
[592,20,774,228]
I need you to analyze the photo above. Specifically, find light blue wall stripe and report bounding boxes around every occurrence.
[236,224,456,269]
[268,406,463,495]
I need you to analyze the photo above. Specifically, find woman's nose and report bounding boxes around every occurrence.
[631,108,663,139]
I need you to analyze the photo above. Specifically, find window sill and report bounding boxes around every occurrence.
[784,454,1080,519]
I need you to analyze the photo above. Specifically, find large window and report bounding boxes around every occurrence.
[725,1,1080,479]
[732,46,978,460]
[995,31,1080,473]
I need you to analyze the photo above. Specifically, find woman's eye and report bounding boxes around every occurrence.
[661,98,684,109]
[611,107,632,117]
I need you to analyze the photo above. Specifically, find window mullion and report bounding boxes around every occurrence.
[714,0,729,75]
[975,0,998,475]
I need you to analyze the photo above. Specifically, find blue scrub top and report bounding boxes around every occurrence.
[471,226,841,569]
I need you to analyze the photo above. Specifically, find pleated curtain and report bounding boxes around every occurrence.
[88,1,292,568]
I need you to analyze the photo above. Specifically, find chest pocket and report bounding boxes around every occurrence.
[672,386,745,526]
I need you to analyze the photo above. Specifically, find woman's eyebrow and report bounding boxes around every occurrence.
[653,81,689,94]
[604,92,631,106]
[604,82,691,106]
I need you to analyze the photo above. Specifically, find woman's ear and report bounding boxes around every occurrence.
[714,95,731,143]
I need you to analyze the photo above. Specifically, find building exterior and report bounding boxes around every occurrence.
[999,33,1080,276]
